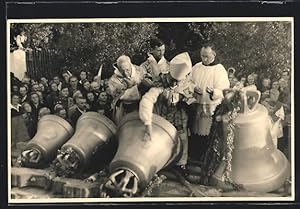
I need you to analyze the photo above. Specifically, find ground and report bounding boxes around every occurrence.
[10,142,291,199]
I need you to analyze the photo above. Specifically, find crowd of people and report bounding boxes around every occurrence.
[10,38,291,176]
[10,70,112,143]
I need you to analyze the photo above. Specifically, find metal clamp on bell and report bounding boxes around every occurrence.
[52,112,117,177]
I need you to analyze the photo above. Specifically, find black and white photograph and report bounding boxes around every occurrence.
[7,17,294,203]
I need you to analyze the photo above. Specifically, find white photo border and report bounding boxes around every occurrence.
[7,17,295,204]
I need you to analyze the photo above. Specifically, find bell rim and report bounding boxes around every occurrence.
[211,151,290,192]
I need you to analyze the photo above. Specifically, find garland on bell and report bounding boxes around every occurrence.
[200,89,244,190]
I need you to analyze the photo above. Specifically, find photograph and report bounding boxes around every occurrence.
[7,17,294,203]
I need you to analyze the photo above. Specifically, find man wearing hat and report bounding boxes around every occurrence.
[107,55,145,124]
[139,52,194,175]
[189,44,230,161]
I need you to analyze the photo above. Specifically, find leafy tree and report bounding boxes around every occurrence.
[10,21,291,81]
[10,23,158,79]
[189,21,292,80]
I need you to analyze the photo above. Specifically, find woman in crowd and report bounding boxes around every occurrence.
[38,83,48,103]
[11,93,30,147]
[29,92,45,122]
[270,80,280,102]
[21,102,37,139]
[86,91,98,111]
[46,81,60,112]
[58,85,73,117]
[246,74,257,89]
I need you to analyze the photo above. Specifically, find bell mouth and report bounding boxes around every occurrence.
[105,168,139,197]
[18,148,43,167]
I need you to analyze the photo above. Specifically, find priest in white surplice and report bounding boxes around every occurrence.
[188,44,230,161]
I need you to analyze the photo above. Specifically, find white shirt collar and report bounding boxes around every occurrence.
[147,54,167,65]
[77,106,86,114]
[11,103,22,112]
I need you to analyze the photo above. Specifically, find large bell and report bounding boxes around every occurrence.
[19,115,74,168]
[53,111,117,177]
[210,89,290,192]
[107,111,182,196]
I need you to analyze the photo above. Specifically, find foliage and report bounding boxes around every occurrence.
[10,23,158,78]
[189,21,292,80]
[10,21,291,80]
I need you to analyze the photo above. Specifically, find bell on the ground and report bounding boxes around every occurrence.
[210,89,290,192]
[107,111,182,196]
[19,115,74,168]
[53,112,117,177]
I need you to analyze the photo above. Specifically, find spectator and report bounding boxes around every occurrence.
[96,91,112,118]
[270,81,280,102]
[11,84,19,94]
[58,85,73,116]
[36,91,45,105]
[22,77,31,86]
[86,91,98,111]
[54,106,68,120]
[38,107,51,120]
[46,81,60,111]
[68,90,84,118]
[82,80,91,92]
[21,102,37,138]
[69,96,88,127]
[31,83,40,93]
[11,93,22,117]
[69,75,79,96]
[278,78,291,115]
[229,76,238,88]
[79,70,88,85]
[11,72,22,89]
[259,77,271,92]
[30,79,38,86]
[239,76,247,87]
[11,93,30,146]
[53,75,63,91]
[39,82,48,103]
[278,78,288,93]
[281,69,290,84]
[80,79,90,96]
[61,71,72,86]
[90,81,101,97]
[19,85,30,104]
[227,67,236,78]
[39,76,49,90]
[30,92,44,122]
[260,89,271,102]
[246,74,257,89]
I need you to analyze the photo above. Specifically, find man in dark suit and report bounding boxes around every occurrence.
[69,96,88,127]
